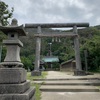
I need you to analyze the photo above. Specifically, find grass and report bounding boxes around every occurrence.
[27,71,48,100]
[31,83,41,100]
[27,71,48,81]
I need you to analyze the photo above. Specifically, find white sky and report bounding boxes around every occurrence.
[2,0,100,26]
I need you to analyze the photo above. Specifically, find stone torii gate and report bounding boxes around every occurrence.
[25,23,89,75]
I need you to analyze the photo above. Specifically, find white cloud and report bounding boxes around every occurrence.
[84,13,94,19]
[2,0,100,26]
[68,0,85,9]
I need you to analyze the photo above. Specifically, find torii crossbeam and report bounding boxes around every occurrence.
[25,23,89,28]
[33,32,78,37]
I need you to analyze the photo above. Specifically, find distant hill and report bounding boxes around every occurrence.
[1,25,100,58]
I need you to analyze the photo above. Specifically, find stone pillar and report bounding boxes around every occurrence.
[0,19,35,100]
[31,26,41,76]
[73,26,85,75]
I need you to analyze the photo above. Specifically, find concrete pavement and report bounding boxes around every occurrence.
[45,71,100,79]
[41,92,100,100]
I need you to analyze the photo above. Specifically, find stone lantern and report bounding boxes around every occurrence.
[0,18,24,67]
[0,19,35,100]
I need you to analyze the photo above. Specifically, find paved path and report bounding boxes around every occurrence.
[41,92,100,100]
[40,71,100,100]
[46,71,100,79]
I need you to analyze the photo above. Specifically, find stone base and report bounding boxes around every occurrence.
[86,72,94,75]
[74,70,86,76]
[0,67,36,100]
[0,62,23,67]
[31,70,41,76]
[0,81,30,94]
[0,68,26,84]
[0,87,35,100]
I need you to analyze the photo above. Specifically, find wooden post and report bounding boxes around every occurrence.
[84,50,88,72]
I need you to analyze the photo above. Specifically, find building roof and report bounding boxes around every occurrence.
[61,59,74,66]
[42,56,59,63]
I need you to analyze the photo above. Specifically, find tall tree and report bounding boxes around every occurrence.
[0,1,14,62]
[0,0,14,26]
[81,35,100,71]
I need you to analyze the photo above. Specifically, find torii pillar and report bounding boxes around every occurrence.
[31,26,41,76]
[73,25,85,75]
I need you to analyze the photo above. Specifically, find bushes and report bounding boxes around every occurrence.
[81,35,100,71]
[21,56,34,71]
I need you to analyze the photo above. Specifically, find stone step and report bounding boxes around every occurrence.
[33,77,100,81]
[33,80,100,86]
[40,85,100,92]
[44,80,100,86]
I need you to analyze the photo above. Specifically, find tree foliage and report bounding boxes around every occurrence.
[21,56,34,71]
[0,1,14,26]
[81,35,100,71]
[0,1,13,43]
[0,1,13,62]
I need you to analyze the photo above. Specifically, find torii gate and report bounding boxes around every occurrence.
[25,23,89,75]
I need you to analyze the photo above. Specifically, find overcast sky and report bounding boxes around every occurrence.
[2,0,100,26]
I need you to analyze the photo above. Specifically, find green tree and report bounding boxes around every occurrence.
[0,1,14,61]
[21,56,34,71]
[81,35,100,71]
[0,1,14,26]
[0,1,14,42]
